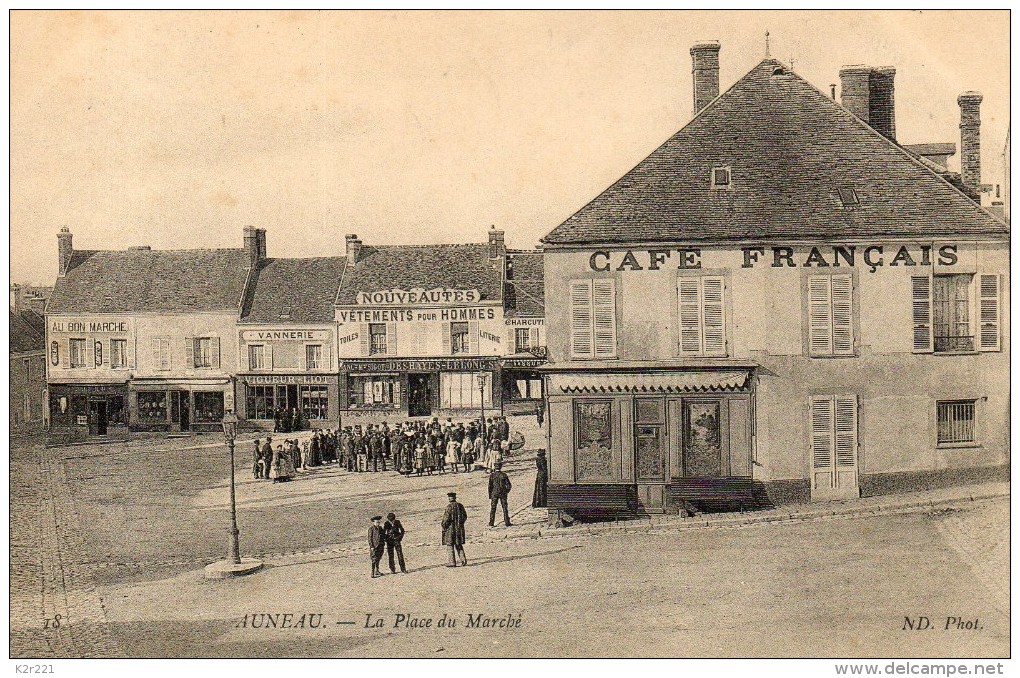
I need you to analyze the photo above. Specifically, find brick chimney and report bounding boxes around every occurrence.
[57,226,73,277]
[839,65,873,124]
[243,227,267,267]
[690,41,721,115]
[345,234,363,265]
[488,226,505,260]
[10,284,21,313]
[958,92,983,199]
[868,67,896,141]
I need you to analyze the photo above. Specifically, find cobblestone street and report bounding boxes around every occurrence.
[10,438,123,658]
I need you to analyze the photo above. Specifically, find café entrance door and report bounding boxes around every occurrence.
[634,398,667,511]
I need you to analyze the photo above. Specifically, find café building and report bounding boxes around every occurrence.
[235,253,346,428]
[45,228,253,441]
[335,231,546,422]
[540,46,1008,520]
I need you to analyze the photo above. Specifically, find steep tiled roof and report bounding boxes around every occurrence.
[10,310,45,354]
[241,257,347,323]
[543,59,1008,245]
[336,244,503,305]
[504,251,545,317]
[47,248,251,314]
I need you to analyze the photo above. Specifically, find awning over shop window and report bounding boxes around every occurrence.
[551,370,750,394]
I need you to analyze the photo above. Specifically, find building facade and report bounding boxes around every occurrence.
[541,46,1009,520]
[45,228,251,442]
[335,231,546,423]
[235,252,347,430]
[10,309,47,435]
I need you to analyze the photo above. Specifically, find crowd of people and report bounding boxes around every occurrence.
[252,416,516,482]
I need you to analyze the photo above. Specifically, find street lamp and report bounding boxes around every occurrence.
[477,373,487,442]
[204,410,263,579]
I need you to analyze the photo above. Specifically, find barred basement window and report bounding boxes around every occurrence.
[937,400,976,445]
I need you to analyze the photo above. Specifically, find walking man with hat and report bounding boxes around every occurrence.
[441,492,468,567]
[488,462,513,528]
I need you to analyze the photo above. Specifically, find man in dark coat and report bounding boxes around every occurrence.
[252,439,264,479]
[384,512,407,574]
[533,450,548,508]
[441,492,468,567]
[369,516,386,578]
[488,462,513,527]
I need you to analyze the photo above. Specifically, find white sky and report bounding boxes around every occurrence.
[9,10,1010,284]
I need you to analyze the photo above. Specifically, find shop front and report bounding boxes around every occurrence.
[501,354,546,416]
[48,382,129,443]
[339,357,502,423]
[237,373,339,429]
[544,365,756,520]
[129,378,234,433]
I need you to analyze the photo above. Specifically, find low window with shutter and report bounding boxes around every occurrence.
[808,274,854,356]
[678,275,727,357]
[978,274,1001,352]
[570,279,617,360]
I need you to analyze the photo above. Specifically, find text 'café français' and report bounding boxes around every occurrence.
[588,244,962,274]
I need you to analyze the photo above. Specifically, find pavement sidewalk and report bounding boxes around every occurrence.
[499,479,1010,542]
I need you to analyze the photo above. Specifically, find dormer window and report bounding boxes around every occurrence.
[711,167,732,190]
[837,186,860,208]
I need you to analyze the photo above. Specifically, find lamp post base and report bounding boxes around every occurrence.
[204,558,264,579]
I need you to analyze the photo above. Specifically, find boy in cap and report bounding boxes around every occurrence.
[369,516,386,578]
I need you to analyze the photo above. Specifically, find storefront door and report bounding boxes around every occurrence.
[634,398,666,511]
[88,400,108,436]
[408,374,431,417]
[171,391,191,431]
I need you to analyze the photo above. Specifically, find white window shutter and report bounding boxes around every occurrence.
[387,323,398,356]
[592,279,617,358]
[61,340,69,368]
[702,276,726,356]
[810,396,835,487]
[87,340,96,369]
[185,337,195,367]
[831,275,854,355]
[468,320,480,354]
[266,343,274,370]
[569,280,594,359]
[911,276,934,353]
[529,327,540,349]
[978,274,1001,352]
[127,337,136,369]
[678,277,703,355]
[211,337,221,369]
[101,340,110,366]
[834,395,858,469]
[161,338,171,371]
[359,324,370,356]
[808,275,833,356]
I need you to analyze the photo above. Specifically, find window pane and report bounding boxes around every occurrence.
[937,400,976,444]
